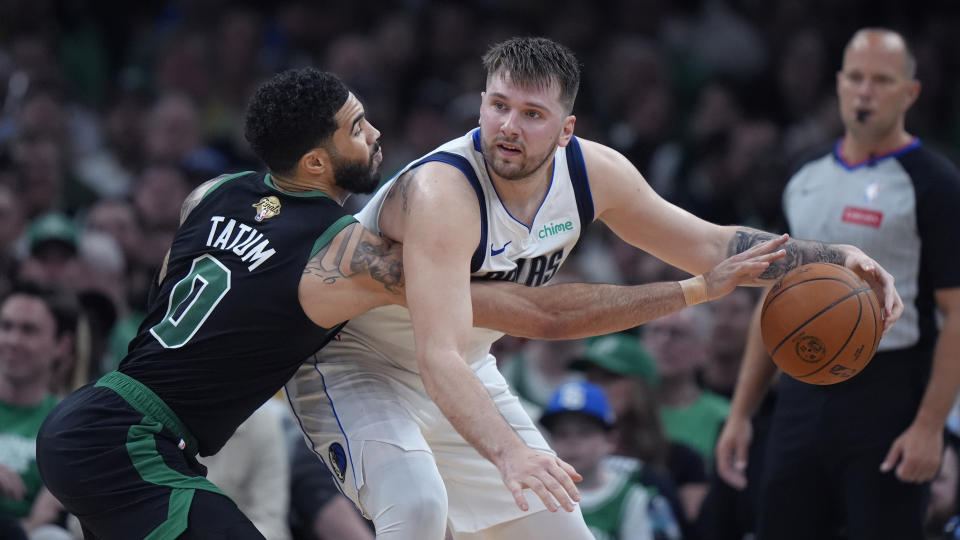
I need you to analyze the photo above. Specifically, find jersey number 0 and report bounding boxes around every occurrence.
[150,254,232,348]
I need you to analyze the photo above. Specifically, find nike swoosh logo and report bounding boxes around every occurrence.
[490,241,512,256]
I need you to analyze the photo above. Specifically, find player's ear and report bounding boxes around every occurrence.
[300,147,331,178]
[557,115,576,147]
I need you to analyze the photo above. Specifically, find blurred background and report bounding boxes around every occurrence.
[1,1,959,539]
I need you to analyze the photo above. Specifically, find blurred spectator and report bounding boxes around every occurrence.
[501,338,584,416]
[199,402,292,540]
[144,93,228,183]
[18,213,85,290]
[646,306,729,468]
[927,434,960,539]
[540,380,654,540]
[701,287,759,397]
[0,282,78,540]
[572,333,693,538]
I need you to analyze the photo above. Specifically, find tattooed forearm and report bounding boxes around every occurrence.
[728,228,845,281]
[303,225,405,295]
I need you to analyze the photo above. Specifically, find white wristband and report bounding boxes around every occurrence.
[679,275,708,306]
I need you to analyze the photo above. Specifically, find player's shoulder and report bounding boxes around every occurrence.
[576,137,640,187]
[576,137,627,164]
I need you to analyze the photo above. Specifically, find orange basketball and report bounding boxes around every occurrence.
[760,262,882,385]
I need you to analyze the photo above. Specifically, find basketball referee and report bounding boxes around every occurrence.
[718,28,960,540]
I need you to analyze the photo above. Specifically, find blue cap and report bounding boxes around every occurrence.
[540,381,615,430]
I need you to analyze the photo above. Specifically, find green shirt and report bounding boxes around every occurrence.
[0,395,58,518]
[581,461,652,540]
[659,390,730,465]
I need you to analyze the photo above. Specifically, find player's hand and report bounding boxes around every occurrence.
[839,245,903,335]
[0,463,26,500]
[704,234,789,300]
[880,421,943,483]
[716,415,753,490]
[498,445,582,513]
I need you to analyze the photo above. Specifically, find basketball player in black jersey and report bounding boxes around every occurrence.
[34,68,790,539]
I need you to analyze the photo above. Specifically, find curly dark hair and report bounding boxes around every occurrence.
[482,37,581,114]
[244,68,349,176]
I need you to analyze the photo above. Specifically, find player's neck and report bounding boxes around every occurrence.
[840,129,914,164]
[489,166,553,228]
[271,172,348,205]
[0,377,48,407]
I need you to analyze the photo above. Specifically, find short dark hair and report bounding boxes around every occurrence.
[482,37,581,113]
[4,281,79,338]
[244,68,350,176]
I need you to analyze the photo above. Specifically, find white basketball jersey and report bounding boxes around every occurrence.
[326,128,594,372]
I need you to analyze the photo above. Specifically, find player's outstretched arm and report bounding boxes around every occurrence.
[576,140,903,332]
[471,234,787,339]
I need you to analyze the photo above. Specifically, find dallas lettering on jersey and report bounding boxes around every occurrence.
[477,248,564,286]
[205,216,276,271]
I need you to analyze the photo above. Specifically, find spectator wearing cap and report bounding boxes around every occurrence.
[18,213,85,293]
[540,381,654,540]
[571,333,695,537]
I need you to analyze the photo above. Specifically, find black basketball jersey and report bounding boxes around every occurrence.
[120,171,356,456]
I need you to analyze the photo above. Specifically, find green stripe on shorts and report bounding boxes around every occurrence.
[126,417,230,539]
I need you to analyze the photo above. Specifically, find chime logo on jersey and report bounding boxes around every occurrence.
[537,219,574,239]
[252,196,281,222]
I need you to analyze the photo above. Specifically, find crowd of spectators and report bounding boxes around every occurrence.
[2,0,959,538]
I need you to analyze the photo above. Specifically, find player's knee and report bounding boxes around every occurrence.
[359,444,448,538]
[386,486,448,534]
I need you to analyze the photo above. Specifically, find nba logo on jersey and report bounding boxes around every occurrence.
[252,196,282,222]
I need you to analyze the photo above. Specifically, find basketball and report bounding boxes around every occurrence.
[760,262,883,385]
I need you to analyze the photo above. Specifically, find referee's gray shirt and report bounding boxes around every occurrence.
[783,139,960,353]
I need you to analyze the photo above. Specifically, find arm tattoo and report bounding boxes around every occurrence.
[728,228,845,281]
[384,170,414,214]
[303,225,404,295]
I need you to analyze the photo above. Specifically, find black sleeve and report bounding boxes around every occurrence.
[903,147,960,289]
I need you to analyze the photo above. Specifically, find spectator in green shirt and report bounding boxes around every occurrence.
[0,282,78,540]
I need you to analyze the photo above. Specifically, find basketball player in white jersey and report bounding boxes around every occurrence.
[286,37,903,539]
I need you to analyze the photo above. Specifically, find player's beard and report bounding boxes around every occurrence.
[332,143,382,195]
[481,137,556,181]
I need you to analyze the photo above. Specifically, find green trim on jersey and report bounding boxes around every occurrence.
[95,371,199,454]
[200,171,255,200]
[264,174,334,199]
[309,214,359,258]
